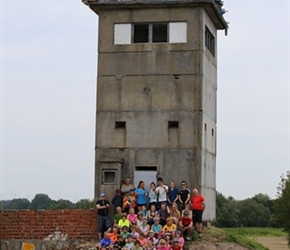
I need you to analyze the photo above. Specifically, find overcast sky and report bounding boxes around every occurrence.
[1,1,289,202]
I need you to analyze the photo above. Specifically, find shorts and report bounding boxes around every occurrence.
[98,215,112,232]
[192,210,203,223]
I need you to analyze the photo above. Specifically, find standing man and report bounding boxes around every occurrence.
[96,193,112,239]
[190,189,205,238]
[178,181,191,211]
[155,177,168,209]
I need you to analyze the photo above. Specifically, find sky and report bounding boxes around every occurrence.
[0,1,289,202]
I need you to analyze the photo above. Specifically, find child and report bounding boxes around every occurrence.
[120,226,130,240]
[164,233,171,248]
[136,212,143,227]
[157,239,168,250]
[114,206,123,227]
[112,189,123,211]
[124,234,135,250]
[114,235,126,249]
[133,240,143,250]
[108,227,119,243]
[147,230,158,245]
[146,239,157,250]
[162,217,176,236]
[181,204,192,219]
[179,210,193,241]
[118,214,130,230]
[138,232,148,247]
[147,204,158,226]
[151,217,162,234]
[139,217,150,236]
[130,225,140,240]
[155,232,163,246]
[170,238,182,250]
[174,231,184,248]
[127,208,138,226]
[123,189,137,213]
[140,205,148,217]
[96,232,113,249]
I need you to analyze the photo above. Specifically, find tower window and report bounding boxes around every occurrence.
[115,121,126,129]
[114,22,187,45]
[102,170,116,184]
[152,23,168,43]
[205,26,215,56]
[212,129,214,136]
[168,121,179,129]
[134,24,149,43]
[133,23,168,43]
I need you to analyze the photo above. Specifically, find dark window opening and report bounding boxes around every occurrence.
[168,121,179,129]
[205,26,215,56]
[153,23,168,43]
[133,24,149,43]
[204,123,207,131]
[212,129,214,136]
[102,170,116,184]
[135,166,158,171]
[115,121,126,129]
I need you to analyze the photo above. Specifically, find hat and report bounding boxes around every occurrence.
[165,232,171,237]
[175,230,181,235]
[153,217,160,221]
[173,238,179,243]
[142,217,148,220]
[101,193,105,197]
[149,230,155,234]
[184,210,189,216]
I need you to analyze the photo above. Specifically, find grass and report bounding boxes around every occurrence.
[196,227,287,250]
[223,227,287,237]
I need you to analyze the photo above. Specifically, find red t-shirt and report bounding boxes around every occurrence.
[190,195,205,210]
[180,217,192,227]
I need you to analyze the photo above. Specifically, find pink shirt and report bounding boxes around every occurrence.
[127,214,138,223]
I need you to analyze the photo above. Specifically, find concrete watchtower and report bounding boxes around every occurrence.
[83,0,227,221]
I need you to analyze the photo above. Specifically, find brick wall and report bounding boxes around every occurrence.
[0,209,98,240]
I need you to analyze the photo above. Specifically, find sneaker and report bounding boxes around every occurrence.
[198,233,202,238]
[186,236,191,241]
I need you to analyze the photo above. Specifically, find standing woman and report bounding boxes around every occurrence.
[148,182,158,209]
[190,188,205,238]
[135,180,148,211]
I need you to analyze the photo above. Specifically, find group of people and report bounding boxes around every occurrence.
[96,177,205,250]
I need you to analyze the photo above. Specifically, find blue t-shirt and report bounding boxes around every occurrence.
[168,188,178,203]
[152,224,162,233]
[135,188,147,204]
[100,238,112,247]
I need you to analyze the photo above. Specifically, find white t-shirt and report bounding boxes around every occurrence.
[156,185,168,202]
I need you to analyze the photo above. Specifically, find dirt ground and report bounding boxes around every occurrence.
[185,240,250,250]
[250,236,289,250]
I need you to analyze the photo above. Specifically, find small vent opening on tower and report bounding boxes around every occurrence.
[115,121,126,129]
[168,121,179,129]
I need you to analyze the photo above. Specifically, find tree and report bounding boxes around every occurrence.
[9,198,30,209]
[49,199,76,209]
[216,193,240,227]
[274,171,290,244]
[237,199,271,227]
[30,193,53,210]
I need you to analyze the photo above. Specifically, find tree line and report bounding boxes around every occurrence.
[0,194,95,210]
[1,172,289,244]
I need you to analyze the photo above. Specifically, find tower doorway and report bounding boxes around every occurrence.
[134,166,158,191]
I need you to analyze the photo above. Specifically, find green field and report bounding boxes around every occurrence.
[202,227,287,250]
